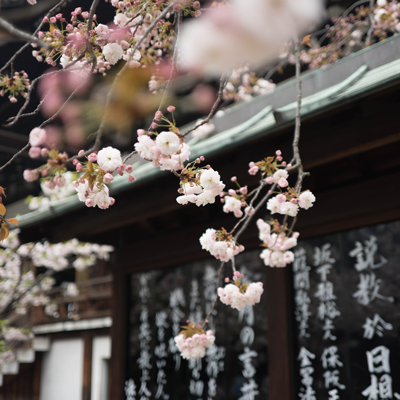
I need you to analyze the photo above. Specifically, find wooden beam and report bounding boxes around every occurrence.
[82,332,93,400]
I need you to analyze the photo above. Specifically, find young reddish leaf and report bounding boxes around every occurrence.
[0,225,9,241]
[6,218,18,226]
[0,204,6,216]
[301,34,312,47]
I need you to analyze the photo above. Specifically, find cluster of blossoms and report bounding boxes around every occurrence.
[223,66,276,103]
[0,229,113,315]
[267,189,316,217]
[27,172,77,211]
[221,177,254,218]
[295,0,400,70]
[23,127,69,189]
[257,219,299,267]
[174,322,215,360]
[218,271,264,311]
[34,1,201,76]
[200,228,244,262]
[73,146,135,210]
[134,107,225,206]
[0,71,30,103]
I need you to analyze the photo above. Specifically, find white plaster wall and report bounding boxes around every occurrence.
[40,338,84,400]
[91,336,111,400]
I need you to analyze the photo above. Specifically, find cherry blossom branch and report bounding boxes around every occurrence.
[366,0,376,45]
[318,0,370,45]
[201,260,225,329]
[0,17,51,51]
[148,10,182,131]
[181,73,227,137]
[0,0,70,73]
[66,2,176,163]
[6,93,49,124]
[0,143,30,173]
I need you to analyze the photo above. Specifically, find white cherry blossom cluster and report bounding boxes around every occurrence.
[0,230,113,315]
[257,219,299,267]
[174,326,215,360]
[200,228,244,262]
[223,66,276,103]
[218,271,264,311]
[267,190,316,217]
[73,146,135,209]
[221,176,254,218]
[177,168,225,207]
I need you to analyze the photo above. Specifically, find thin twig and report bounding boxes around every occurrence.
[201,261,225,329]
[0,144,30,173]
[0,17,51,50]
[148,10,182,131]
[366,0,376,46]
[182,73,227,137]
[0,0,70,73]
[318,0,370,46]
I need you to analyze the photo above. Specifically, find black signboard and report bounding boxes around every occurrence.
[126,250,268,400]
[294,220,400,400]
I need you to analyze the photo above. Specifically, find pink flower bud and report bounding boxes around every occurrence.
[167,105,176,113]
[73,159,79,165]
[241,202,246,207]
[39,149,48,158]
[173,4,181,11]
[88,152,97,162]
[290,198,297,204]
[277,194,286,203]
[54,175,66,187]
[66,24,73,31]
[151,122,158,129]
[154,110,163,120]
[125,165,133,173]
[103,173,114,183]
[41,169,48,177]
[231,176,237,182]
[137,129,146,136]
[287,163,292,169]
[116,165,123,176]
[127,174,136,182]
[82,11,89,18]
[56,13,62,19]
[248,166,259,175]
[239,187,247,194]
[225,278,229,282]
[110,197,115,205]
[282,161,287,167]
[9,97,17,103]
[249,162,255,168]
[277,156,283,161]
[228,189,236,196]
[265,177,274,184]
[292,232,300,239]
[234,271,240,276]
[78,149,85,155]
[50,17,57,23]
[43,17,49,23]
[200,156,205,161]
[278,178,288,188]
[23,169,38,182]
[38,31,44,39]
[275,150,282,156]
[53,29,61,38]
[29,147,41,159]
[45,179,56,190]
[76,163,83,171]
[233,276,237,281]
[85,198,94,207]
[193,1,200,8]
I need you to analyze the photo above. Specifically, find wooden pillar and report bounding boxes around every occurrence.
[265,266,295,400]
[109,269,129,400]
[82,332,93,400]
